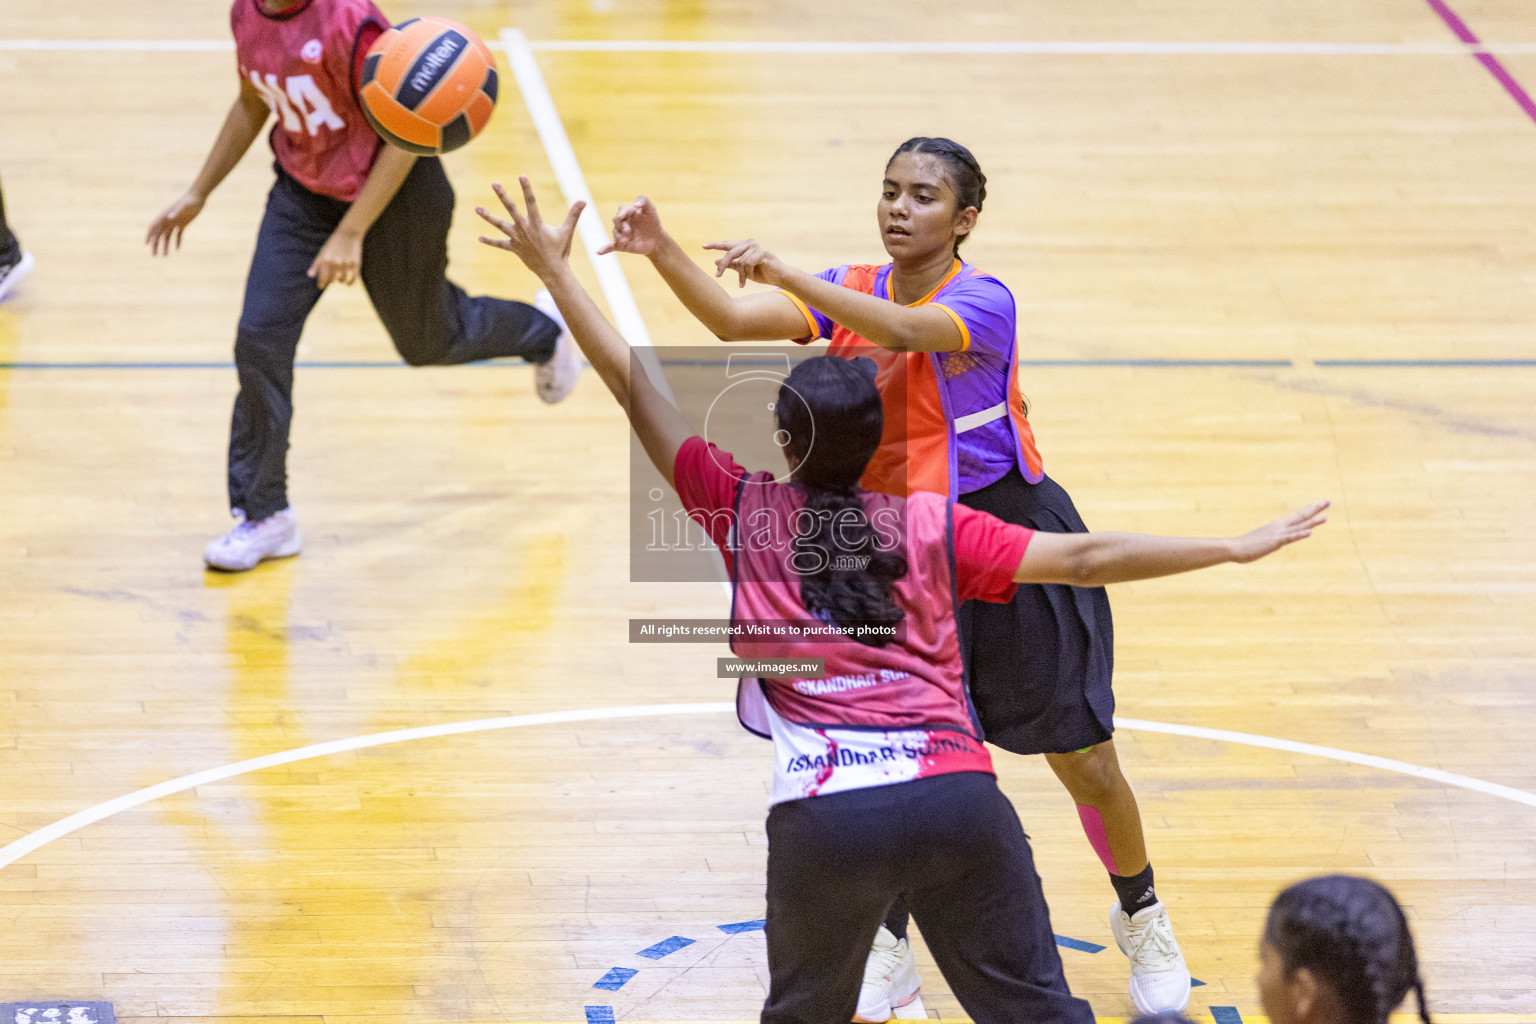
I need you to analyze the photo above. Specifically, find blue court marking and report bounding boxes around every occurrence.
[590,923,1201,1014]
[1313,358,1536,367]
[1054,934,1107,953]
[1211,1006,1244,1024]
[636,935,696,959]
[718,919,766,934]
[592,967,638,990]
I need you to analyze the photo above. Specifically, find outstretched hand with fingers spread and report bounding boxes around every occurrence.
[1229,500,1331,563]
[597,196,663,257]
[476,177,584,282]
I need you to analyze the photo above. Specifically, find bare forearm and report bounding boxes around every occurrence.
[1013,500,1327,586]
[335,146,415,238]
[647,232,758,339]
[188,94,269,200]
[775,266,958,351]
[542,263,633,402]
[1073,533,1235,587]
[541,264,689,485]
[1019,531,1236,587]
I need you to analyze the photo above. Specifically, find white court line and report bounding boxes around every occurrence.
[498,29,660,372]
[1116,717,1536,809]
[1,702,1532,873]
[0,39,235,50]
[0,703,734,872]
[10,38,1536,54]
[500,24,735,603]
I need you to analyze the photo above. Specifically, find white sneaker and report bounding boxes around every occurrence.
[853,925,922,1023]
[1110,901,1192,1014]
[532,289,581,404]
[204,508,302,572]
[0,250,34,302]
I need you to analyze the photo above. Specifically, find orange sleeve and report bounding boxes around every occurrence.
[929,302,971,351]
[777,290,821,344]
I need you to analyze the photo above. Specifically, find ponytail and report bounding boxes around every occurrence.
[774,357,907,646]
[793,485,908,645]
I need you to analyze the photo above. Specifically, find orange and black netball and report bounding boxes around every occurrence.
[358,17,497,155]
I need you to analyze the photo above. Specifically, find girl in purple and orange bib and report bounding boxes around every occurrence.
[477,177,1327,1024]
[602,137,1193,1016]
[146,0,581,573]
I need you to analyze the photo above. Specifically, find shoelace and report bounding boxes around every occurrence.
[862,938,904,983]
[1125,910,1181,972]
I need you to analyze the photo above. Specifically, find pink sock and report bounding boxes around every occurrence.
[1076,804,1119,874]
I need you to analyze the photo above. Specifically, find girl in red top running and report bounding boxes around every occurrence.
[477,177,1328,1024]
[146,0,581,573]
[601,138,1198,1016]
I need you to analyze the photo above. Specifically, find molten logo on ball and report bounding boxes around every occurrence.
[358,17,498,155]
[409,36,462,94]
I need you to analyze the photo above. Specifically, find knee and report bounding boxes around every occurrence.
[233,327,296,375]
[397,334,453,366]
[1048,743,1125,804]
[386,322,451,366]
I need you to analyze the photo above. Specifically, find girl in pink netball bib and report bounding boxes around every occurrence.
[146,0,581,572]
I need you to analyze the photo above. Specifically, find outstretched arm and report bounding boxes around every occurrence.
[477,179,693,487]
[706,238,964,353]
[598,197,808,341]
[1013,502,1330,587]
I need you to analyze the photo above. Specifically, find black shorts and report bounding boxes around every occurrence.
[958,470,1115,755]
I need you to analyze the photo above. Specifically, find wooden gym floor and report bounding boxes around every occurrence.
[1,1,1534,1021]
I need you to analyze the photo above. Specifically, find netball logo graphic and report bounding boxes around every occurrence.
[704,353,805,486]
[300,38,323,63]
[627,346,907,585]
[629,345,827,582]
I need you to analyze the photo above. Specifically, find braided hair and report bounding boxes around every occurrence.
[1265,875,1431,1024]
[887,137,987,255]
[773,357,908,646]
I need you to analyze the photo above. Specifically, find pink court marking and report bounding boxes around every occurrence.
[1422,0,1536,125]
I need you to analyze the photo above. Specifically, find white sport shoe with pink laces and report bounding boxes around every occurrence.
[853,925,922,1023]
[204,508,302,572]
